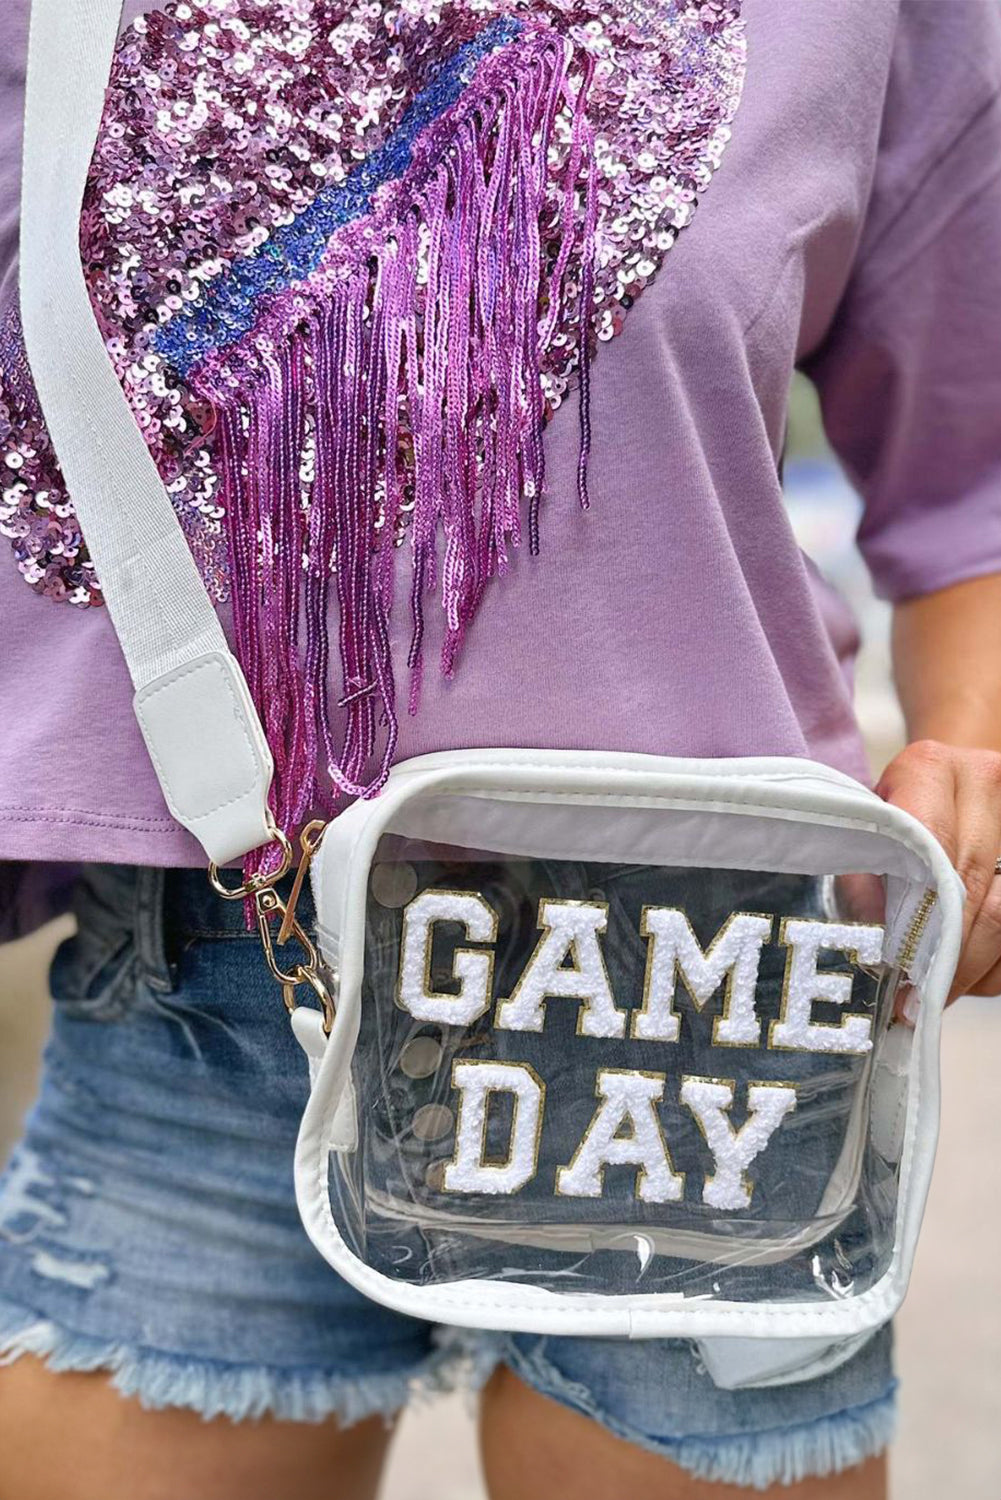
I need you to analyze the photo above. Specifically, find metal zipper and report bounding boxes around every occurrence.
[896,888,937,974]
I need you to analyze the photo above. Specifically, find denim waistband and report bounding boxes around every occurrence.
[162,867,318,939]
[73,864,318,999]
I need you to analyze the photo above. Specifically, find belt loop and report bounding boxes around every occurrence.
[133,867,174,994]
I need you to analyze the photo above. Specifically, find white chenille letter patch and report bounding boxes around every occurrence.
[443,1060,545,1196]
[398,889,498,1025]
[495,899,626,1039]
[556,1069,684,1204]
[632,909,772,1046]
[770,919,884,1055]
[680,1076,797,1210]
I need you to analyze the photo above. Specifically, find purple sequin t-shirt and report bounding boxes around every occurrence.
[0,0,1000,888]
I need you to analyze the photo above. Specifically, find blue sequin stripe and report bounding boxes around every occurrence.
[157,15,524,378]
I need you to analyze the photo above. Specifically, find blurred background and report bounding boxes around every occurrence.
[1,377,998,1497]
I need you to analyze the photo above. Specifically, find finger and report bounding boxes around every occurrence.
[878,744,1001,998]
[893,981,916,1025]
[968,954,1001,999]
[876,742,959,868]
[951,753,1001,948]
[950,876,1001,1002]
[877,747,958,1021]
[832,872,886,926]
[945,754,1001,997]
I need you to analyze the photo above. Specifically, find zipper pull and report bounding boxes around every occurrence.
[278,819,327,945]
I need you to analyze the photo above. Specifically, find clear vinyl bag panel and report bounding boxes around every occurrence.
[324,776,949,1309]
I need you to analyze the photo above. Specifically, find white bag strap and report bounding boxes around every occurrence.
[19,0,274,867]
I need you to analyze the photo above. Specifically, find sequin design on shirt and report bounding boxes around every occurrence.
[0,0,745,845]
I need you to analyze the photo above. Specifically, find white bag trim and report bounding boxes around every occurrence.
[295,748,965,1340]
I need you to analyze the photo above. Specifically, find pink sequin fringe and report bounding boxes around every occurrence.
[204,31,598,868]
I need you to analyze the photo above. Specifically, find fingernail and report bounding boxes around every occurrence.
[902,989,921,1027]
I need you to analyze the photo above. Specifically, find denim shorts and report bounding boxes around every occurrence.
[0,864,896,1490]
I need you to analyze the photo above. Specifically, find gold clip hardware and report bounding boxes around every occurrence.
[208,820,336,1034]
[254,885,336,1031]
[278,818,327,945]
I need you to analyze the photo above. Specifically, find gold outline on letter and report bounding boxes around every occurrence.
[495,897,623,1038]
[680,1074,797,1208]
[396,888,499,1022]
[631,908,773,1048]
[554,1067,685,1203]
[441,1058,546,1196]
[769,917,881,1054]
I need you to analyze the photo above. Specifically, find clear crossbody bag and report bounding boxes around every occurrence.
[17,0,964,1391]
[290,749,963,1387]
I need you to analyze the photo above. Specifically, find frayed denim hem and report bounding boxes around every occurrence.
[652,1392,897,1490]
[505,1338,897,1491]
[0,1294,465,1426]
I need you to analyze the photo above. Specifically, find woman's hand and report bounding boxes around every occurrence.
[887,574,1001,1006]
[877,738,1001,1002]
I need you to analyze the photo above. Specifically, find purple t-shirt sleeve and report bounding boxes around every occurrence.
[804,0,1001,603]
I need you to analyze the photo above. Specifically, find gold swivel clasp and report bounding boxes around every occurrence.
[208,818,336,1034]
